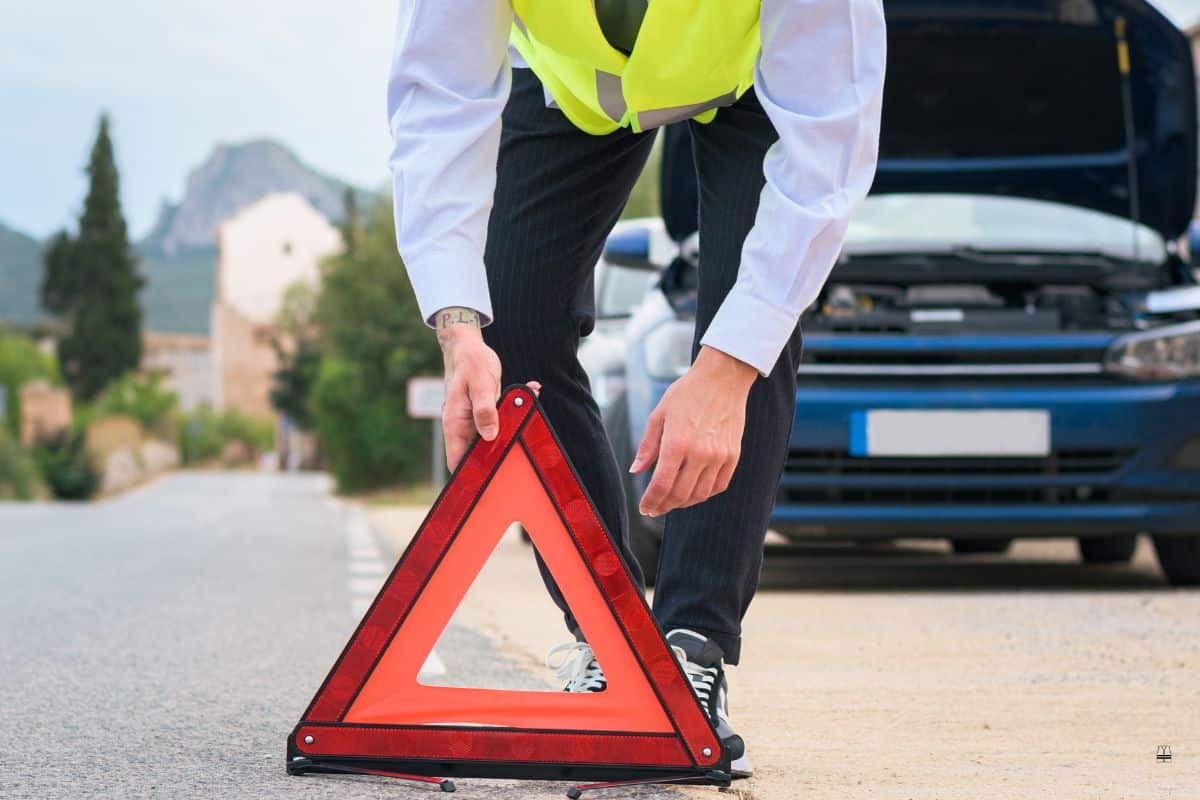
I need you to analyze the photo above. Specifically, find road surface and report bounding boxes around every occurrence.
[1,473,655,800]
[4,473,1197,799]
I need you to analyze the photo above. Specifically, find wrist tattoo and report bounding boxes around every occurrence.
[436,307,481,344]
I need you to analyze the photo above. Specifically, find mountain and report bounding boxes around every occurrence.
[0,221,216,334]
[134,139,369,334]
[139,249,217,335]
[0,222,44,328]
[1,140,369,335]
[142,139,360,258]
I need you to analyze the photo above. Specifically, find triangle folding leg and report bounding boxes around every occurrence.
[288,385,729,784]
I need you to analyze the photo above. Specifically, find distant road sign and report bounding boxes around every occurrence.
[407,377,445,420]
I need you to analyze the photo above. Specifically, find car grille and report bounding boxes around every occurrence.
[802,349,1103,366]
[785,449,1129,476]
[797,335,1114,380]
[779,448,1135,506]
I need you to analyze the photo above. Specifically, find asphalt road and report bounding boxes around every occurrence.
[0,473,623,800]
[6,473,1197,799]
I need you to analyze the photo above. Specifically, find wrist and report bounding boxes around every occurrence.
[693,345,757,393]
[436,307,483,350]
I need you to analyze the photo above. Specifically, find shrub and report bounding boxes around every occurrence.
[179,407,275,466]
[33,430,100,501]
[83,372,179,438]
[310,357,426,492]
[308,195,440,491]
[0,427,44,501]
[0,329,60,436]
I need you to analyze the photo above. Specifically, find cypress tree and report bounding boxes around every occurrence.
[42,115,144,400]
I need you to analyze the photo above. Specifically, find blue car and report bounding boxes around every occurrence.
[598,0,1200,586]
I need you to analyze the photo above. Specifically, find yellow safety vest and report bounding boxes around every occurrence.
[510,1,762,135]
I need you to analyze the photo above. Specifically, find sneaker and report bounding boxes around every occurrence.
[666,628,753,778]
[546,641,606,692]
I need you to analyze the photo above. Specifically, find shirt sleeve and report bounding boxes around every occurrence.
[699,0,888,376]
[387,0,513,326]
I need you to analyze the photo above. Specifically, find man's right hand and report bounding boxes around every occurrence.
[438,308,502,471]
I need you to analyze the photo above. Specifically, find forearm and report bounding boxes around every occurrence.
[700,0,887,376]
[388,0,512,326]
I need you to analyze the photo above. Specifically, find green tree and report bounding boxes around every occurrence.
[337,187,362,259]
[270,282,321,431]
[41,115,144,401]
[309,194,440,490]
[621,134,662,220]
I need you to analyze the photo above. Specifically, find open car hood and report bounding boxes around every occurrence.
[871,0,1197,240]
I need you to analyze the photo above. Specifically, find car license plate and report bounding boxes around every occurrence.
[850,410,1051,457]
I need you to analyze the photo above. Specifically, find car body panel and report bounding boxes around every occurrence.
[629,369,1200,538]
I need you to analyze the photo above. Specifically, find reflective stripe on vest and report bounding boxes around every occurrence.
[596,71,627,123]
[511,0,761,135]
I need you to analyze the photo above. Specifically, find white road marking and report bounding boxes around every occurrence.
[345,506,445,677]
[348,561,386,577]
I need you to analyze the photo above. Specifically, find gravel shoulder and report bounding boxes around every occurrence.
[370,506,1199,800]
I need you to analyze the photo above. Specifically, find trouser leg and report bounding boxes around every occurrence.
[652,91,804,665]
[483,69,656,637]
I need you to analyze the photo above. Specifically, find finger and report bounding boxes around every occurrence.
[445,426,468,472]
[658,457,705,516]
[444,412,475,474]
[631,412,665,473]
[712,460,737,497]
[683,464,720,509]
[639,439,684,517]
[442,377,474,471]
[469,374,501,440]
[526,381,542,397]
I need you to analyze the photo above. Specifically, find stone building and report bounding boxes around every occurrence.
[142,332,214,411]
[211,193,342,420]
[18,380,71,448]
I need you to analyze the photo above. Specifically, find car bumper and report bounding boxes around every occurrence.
[770,379,1200,539]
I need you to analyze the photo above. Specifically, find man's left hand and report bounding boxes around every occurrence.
[631,346,758,517]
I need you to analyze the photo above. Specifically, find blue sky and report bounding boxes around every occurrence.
[1,0,397,240]
[1,0,1197,240]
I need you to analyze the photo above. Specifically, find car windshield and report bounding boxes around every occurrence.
[844,194,1166,263]
[598,264,659,318]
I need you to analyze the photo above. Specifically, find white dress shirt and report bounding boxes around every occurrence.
[388,0,886,376]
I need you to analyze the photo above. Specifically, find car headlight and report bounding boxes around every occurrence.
[643,320,696,380]
[1105,321,1200,381]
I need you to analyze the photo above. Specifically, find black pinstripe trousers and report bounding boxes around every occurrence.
[484,69,802,664]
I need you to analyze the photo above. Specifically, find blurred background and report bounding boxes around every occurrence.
[0,0,674,500]
[0,0,1193,503]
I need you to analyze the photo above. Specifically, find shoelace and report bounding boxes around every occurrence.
[672,645,720,717]
[545,641,606,692]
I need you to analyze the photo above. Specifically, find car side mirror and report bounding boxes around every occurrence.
[658,232,700,316]
[602,227,657,271]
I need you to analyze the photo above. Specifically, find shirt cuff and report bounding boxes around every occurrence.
[410,254,495,329]
[699,284,799,377]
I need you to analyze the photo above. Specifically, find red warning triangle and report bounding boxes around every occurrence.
[288,385,727,784]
